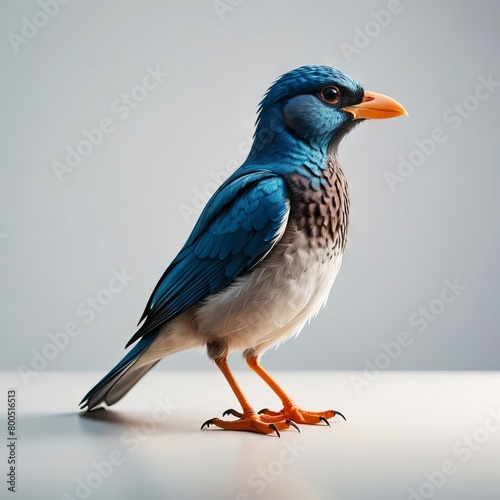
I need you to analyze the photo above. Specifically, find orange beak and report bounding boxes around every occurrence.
[341,91,407,120]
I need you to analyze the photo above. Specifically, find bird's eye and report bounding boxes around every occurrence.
[319,86,341,104]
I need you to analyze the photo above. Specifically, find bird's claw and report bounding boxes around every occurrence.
[201,412,296,436]
[258,408,282,417]
[319,416,330,427]
[333,410,346,421]
[268,423,280,438]
[201,418,218,430]
[223,408,243,418]
[201,410,341,433]
[258,405,346,426]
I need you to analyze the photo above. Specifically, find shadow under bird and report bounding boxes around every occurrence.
[80,65,406,436]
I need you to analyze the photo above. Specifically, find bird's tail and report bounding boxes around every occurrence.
[79,331,160,411]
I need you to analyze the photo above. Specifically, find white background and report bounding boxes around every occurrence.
[1,0,499,373]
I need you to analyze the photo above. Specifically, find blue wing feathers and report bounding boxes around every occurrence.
[127,170,290,348]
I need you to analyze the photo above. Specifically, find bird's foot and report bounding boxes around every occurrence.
[258,404,346,426]
[201,409,299,437]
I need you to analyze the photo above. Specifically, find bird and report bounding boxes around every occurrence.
[80,65,406,436]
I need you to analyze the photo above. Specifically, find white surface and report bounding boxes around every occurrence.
[1,371,500,500]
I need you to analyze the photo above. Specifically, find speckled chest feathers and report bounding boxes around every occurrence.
[288,155,350,254]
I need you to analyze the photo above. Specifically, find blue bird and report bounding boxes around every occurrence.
[80,66,406,435]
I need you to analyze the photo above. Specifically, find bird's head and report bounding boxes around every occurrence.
[250,65,406,160]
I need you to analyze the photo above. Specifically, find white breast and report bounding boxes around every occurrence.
[194,229,343,357]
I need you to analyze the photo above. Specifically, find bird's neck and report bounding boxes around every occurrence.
[246,109,330,171]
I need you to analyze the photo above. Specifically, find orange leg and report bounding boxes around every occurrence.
[246,356,346,426]
[201,356,298,436]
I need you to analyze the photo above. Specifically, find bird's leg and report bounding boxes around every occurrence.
[246,356,346,426]
[201,356,297,436]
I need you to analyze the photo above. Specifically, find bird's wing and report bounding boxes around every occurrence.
[126,170,290,347]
